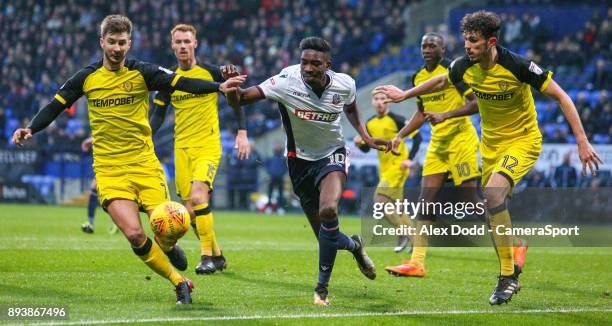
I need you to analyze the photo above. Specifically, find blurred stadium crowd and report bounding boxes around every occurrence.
[0,0,609,208]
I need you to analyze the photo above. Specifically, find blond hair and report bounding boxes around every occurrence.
[171,24,197,39]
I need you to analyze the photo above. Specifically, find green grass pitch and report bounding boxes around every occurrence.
[0,204,610,325]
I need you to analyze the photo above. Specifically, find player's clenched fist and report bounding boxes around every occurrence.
[364,136,391,152]
[221,64,239,80]
[12,128,32,147]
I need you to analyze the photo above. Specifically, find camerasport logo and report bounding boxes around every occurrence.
[294,109,340,122]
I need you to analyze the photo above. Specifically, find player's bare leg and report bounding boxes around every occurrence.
[191,181,225,274]
[484,172,521,305]
[107,199,191,304]
[81,179,98,234]
[373,193,413,252]
[386,173,446,277]
[314,171,375,305]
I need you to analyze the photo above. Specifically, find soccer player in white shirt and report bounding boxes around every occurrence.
[229,37,390,305]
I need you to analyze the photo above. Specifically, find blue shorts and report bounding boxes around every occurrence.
[288,147,348,217]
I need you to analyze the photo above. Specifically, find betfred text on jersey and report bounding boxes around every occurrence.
[294,109,340,122]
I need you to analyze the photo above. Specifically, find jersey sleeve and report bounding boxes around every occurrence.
[346,76,357,104]
[55,67,93,107]
[136,61,181,92]
[388,112,407,131]
[257,68,290,102]
[153,90,171,108]
[200,63,225,82]
[519,59,553,92]
[447,56,470,88]
[411,72,423,104]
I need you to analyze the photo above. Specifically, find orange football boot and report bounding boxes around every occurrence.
[385,261,426,277]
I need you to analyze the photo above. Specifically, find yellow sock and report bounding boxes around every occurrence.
[410,220,430,267]
[488,204,514,276]
[194,203,214,256]
[385,212,411,228]
[133,238,183,286]
[212,234,222,256]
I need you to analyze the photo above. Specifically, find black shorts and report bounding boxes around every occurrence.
[288,147,348,217]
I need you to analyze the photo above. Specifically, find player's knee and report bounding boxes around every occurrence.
[319,204,338,221]
[190,188,210,206]
[125,228,147,247]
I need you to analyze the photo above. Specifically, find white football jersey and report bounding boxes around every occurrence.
[257,64,356,161]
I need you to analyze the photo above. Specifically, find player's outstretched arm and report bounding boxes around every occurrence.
[344,101,390,152]
[543,79,604,176]
[174,75,247,95]
[424,93,479,125]
[373,74,449,104]
[228,86,267,106]
[12,99,66,147]
[391,103,427,153]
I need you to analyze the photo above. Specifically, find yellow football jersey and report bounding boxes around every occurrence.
[447,45,552,144]
[365,112,420,179]
[412,58,474,146]
[54,59,181,166]
[154,64,223,149]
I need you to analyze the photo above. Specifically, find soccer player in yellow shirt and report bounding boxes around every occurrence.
[382,32,480,278]
[375,12,602,305]
[12,15,245,304]
[354,91,422,253]
[150,24,251,275]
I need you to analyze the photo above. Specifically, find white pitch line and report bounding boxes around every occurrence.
[13,308,612,326]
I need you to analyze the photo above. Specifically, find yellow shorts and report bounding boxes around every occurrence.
[94,158,169,212]
[376,168,409,200]
[481,135,542,188]
[423,130,480,186]
[175,146,221,201]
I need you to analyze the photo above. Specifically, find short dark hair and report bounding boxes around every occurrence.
[299,37,331,54]
[423,32,445,46]
[460,10,501,39]
[100,15,132,37]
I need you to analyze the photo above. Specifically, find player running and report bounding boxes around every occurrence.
[383,33,480,278]
[228,37,390,306]
[375,11,603,305]
[354,91,422,253]
[150,24,250,276]
[12,15,245,304]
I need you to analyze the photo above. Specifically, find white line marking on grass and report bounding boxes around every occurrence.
[17,308,612,325]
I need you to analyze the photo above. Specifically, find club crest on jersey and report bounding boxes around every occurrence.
[122,81,133,92]
[332,94,341,105]
[268,77,276,85]
[498,81,508,92]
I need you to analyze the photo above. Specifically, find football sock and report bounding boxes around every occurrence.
[488,203,514,276]
[318,219,340,287]
[337,232,356,251]
[385,211,412,229]
[133,237,183,286]
[194,203,214,256]
[410,220,430,267]
[211,233,222,256]
[87,188,98,225]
